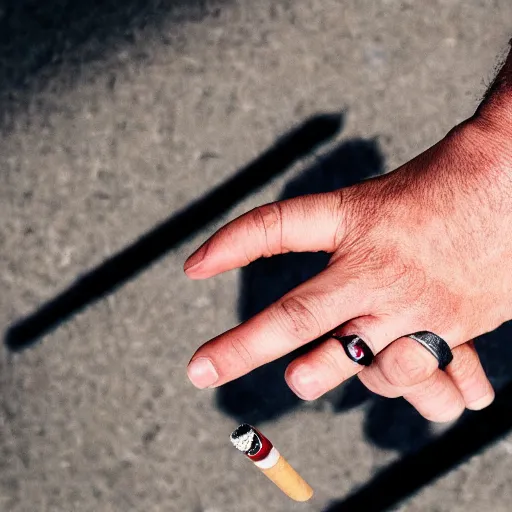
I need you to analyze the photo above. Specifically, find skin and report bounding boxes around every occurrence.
[185,44,512,423]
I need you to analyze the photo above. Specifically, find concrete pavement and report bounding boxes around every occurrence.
[1,1,512,510]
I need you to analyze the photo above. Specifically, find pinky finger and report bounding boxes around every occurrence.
[446,341,495,411]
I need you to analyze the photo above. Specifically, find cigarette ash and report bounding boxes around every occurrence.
[230,424,262,455]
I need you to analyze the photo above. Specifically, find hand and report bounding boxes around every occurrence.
[184,115,512,423]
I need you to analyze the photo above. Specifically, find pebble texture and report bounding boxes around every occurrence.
[1,1,512,511]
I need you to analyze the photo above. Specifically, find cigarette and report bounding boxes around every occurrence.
[230,423,314,502]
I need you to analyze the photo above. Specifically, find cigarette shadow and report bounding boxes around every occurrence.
[4,113,343,351]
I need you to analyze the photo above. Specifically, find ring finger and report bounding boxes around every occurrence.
[362,339,493,421]
[284,315,429,401]
[286,328,491,422]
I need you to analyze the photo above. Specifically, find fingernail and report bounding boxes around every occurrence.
[187,357,219,388]
[288,364,323,400]
[332,334,374,366]
[184,243,208,273]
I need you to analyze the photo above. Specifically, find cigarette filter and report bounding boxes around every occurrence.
[230,423,314,502]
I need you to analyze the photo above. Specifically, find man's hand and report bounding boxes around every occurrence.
[184,47,512,423]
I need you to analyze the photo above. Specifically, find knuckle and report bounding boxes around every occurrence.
[331,190,347,249]
[384,345,436,388]
[251,204,283,256]
[230,338,254,369]
[274,296,322,340]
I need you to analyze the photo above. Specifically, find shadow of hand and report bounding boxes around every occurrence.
[214,133,436,451]
[215,126,512,456]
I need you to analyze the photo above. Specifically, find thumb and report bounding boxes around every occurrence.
[184,192,345,279]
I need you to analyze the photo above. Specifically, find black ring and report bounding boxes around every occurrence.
[407,331,453,371]
[333,334,374,366]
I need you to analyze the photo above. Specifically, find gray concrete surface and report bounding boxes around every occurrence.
[1,1,512,510]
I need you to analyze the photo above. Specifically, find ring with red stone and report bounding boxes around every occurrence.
[332,334,374,366]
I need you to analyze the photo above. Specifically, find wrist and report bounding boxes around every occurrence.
[421,106,512,226]
[450,118,512,201]
[473,43,512,139]
[452,54,512,184]
[440,44,512,185]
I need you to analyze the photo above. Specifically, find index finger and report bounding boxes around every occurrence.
[186,266,370,389]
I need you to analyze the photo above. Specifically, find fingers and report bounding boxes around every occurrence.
[361,338,494,415]
[287,327,493,423]
[285,316,415,400]
[187,266,370,389]
[402,371,465,423]
[288,332,466,422]
[445,341,495,410]
[285,337,364,400]
[380,338,466,422]
[358,336,440,398]
[184,193,343,279]
[294,333,465,423]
